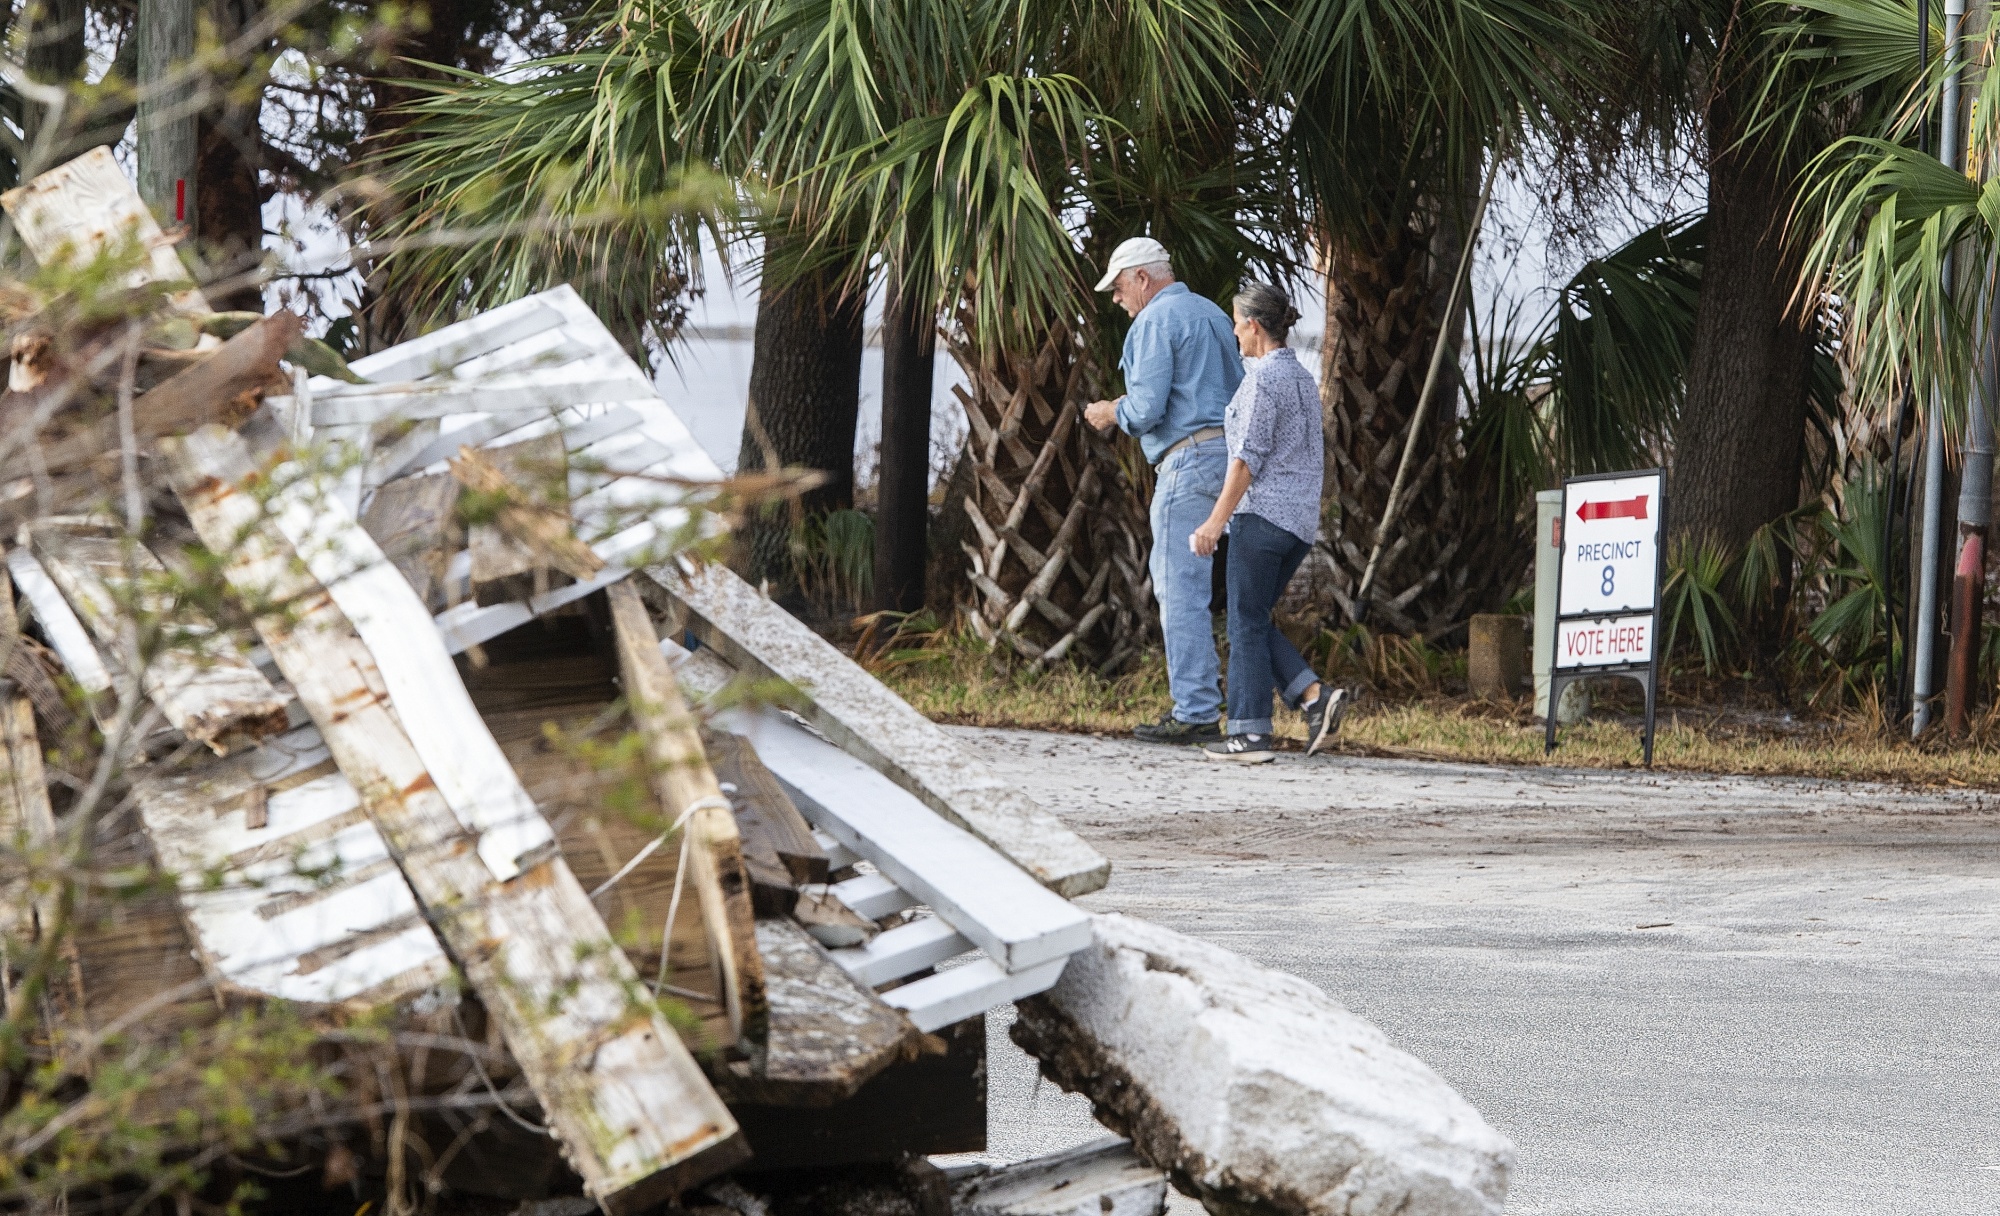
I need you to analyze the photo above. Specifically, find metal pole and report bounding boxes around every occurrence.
[137,0,197,237]
[1945,257,1997,732]
[1913,0,1966,736]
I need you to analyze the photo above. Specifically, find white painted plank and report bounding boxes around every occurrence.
[346,297,566,383]
[301,362,656,427]
[882,956,1068,1033]
[431,519,664,654]
[713,704,1092,973]
[448,325,594,380]
[812,828,860,871]
[829,915,974,987]
[819,872,917,921]
[5,548,111,694]
[253,456,555,880]
[384,402,645,485]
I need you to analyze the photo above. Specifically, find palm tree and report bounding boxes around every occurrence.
[1268,0,1608,636]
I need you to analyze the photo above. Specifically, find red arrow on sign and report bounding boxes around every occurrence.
[1576,494,1649,523]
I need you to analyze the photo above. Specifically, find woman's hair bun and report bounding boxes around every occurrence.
[1234,281,1297,341]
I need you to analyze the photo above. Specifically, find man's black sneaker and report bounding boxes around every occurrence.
[1303,687,1350,757]
[1133,712,1222,745]
[1203,733,1276,763]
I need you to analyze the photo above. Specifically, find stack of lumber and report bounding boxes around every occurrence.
[0,147,1111,1211]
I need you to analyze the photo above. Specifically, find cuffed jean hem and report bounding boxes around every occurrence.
[1225,717,1274,736]
[1282,669,1318,709]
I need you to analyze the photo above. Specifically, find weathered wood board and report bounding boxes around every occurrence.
[164,424,745,1212]
[0,146,211,314]
[27,522,289,754]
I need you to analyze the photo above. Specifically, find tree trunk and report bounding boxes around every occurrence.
[949,316,1152,671]
[1316,211,1525,636]
[20,0,86,178]
[196,0,268,311]
[137,0,198,237]
[1669,94,1813,558]
[874,279,935,615]
[734,245,866,590]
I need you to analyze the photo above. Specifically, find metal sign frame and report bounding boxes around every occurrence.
[1544,468,1666,766]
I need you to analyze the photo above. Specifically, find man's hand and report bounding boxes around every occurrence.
[1190,515,1226,558]
[1083,398,1120,433]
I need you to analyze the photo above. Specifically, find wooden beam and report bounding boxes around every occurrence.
[26,522,289,754]
[0,311,301,487]
[649,562,1109,897]
[603,580,763,1043]
[703,729,827,915]
[161,425,745,1212]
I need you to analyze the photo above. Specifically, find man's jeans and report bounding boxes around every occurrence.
[1149,436,1227,724]
[1225,511,1321,735]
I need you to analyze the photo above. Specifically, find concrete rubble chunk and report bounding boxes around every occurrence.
[1010,913,1512,1216]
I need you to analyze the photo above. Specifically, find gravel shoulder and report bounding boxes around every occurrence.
[948,727,2000,1216]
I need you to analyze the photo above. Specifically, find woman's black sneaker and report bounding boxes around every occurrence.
[1203,733,1276,763]
[1303,687,1350,756]
[1133,712,1222,745]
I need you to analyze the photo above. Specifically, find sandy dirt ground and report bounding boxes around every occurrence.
[942,727,2000,1216]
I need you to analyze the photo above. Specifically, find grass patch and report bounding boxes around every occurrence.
[869,628,2000,789]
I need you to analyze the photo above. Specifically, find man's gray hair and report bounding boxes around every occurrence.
[1134,259,1175,281]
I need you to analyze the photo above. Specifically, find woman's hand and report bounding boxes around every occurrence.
[1190,515,1227,557]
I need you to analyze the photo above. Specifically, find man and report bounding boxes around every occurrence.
[1084,236,1243,743]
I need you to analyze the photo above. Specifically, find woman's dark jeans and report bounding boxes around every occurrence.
[1224,512,1322,735]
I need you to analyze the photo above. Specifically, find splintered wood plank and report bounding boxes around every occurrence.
[358,471,460,608]
[703,730,826,916]
[0,688,82,1021]
[711,919,920,1107]
[26,523,289,754]
[162,425,745,1212]
[5,548,112,701]
[0,146,211,314]
[604,580,764,1043]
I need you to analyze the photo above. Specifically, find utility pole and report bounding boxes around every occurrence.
[136,0,197,238]
[1913,0,1966,737]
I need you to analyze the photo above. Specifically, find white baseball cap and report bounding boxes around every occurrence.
[1094,236,1171,291]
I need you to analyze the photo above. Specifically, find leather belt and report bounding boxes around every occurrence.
[1158,426,1225,465]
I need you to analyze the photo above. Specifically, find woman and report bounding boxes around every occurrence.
[1190,282,1347,762]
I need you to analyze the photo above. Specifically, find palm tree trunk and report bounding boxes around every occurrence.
[874,278,935,614]
[735,243,866,590]
[1317,212,1526,636]
[948,317,1152,670]
[1669,91,1813,559]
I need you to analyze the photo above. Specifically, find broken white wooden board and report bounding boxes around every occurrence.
[830,915,973,988]
[136,750,453,1006]
[5,548,112,698]
[297,363,656,428]
[380,403,646,487]
[949,1138,1169,1216]
[346,296,567,384]
[884,954,1067,1034]
[1011,913,1514,1216]
[811,828,861,871]
[652,561,1109,898]
[211,445,553,880]
[0,146,211,314]
[164,423,746,1210]
[25,523,289,754]
[709,702,1091,974]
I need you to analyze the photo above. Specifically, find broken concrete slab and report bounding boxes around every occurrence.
[1010,913,1513,1216]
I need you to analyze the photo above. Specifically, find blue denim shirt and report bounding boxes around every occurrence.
[1114,283,1244,465]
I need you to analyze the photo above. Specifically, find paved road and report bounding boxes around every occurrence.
[944,727,2000,1216]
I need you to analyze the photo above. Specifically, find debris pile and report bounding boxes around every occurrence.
[0,148,1512,1216]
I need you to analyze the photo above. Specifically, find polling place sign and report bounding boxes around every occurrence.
[1547,469,1665,765]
